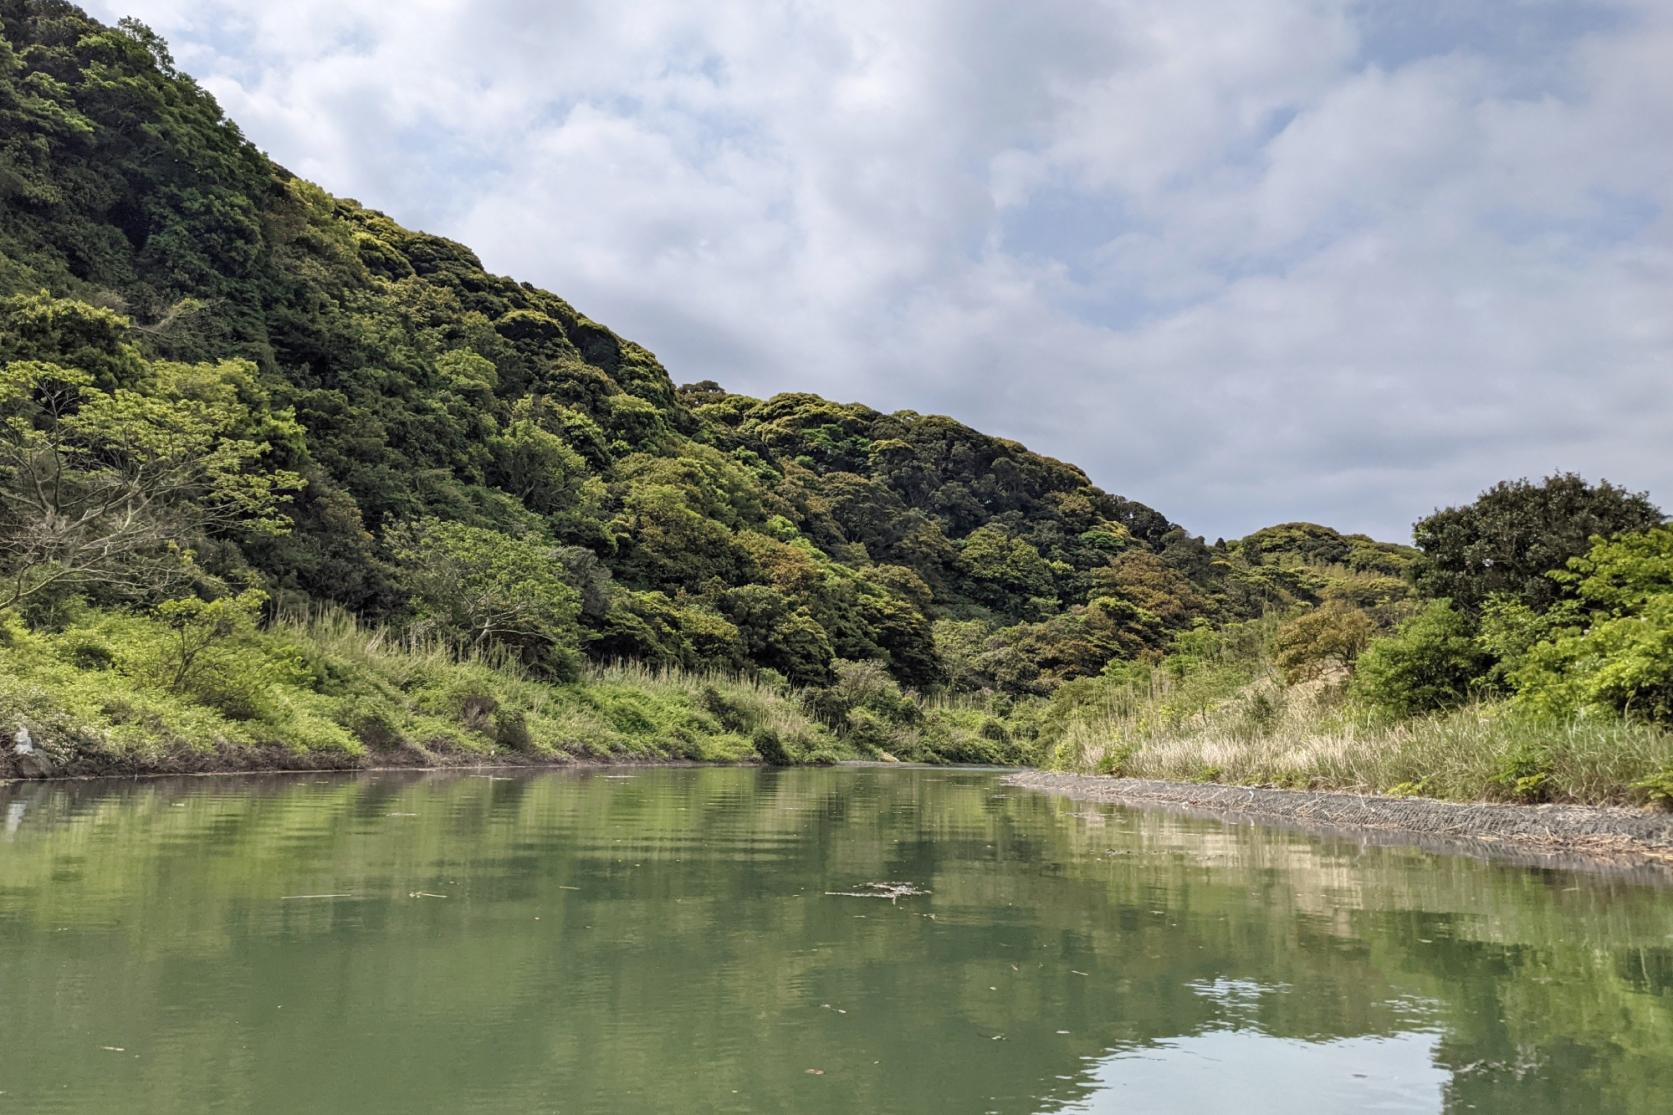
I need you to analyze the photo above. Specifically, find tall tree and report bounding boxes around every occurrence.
[1412,473,1663,613]
[0,336,302,610]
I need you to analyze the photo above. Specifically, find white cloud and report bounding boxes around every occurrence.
[87,0,1673,539]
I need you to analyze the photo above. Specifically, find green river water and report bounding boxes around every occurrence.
[0,766,1669,1113]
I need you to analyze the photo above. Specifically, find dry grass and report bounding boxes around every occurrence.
[1043,618,1673,806]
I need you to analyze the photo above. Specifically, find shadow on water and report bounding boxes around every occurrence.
[1,767,1670,1113]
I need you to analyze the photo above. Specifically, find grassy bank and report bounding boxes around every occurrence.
[1022,617,1673,807]
[6,601,1670,806]
[0,607,844,778]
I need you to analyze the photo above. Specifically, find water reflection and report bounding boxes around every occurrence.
[0,767,1668,1114]
[1059,1030,1449,1113]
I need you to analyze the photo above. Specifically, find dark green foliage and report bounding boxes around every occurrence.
[805,659,919,731]
[1413,473,1663,613]
[698,684,749,733]
[752,726,793,766]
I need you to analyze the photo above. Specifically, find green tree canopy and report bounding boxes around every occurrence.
[387,517,581,678]
[0,316,302,610]
[1353,600,1491,717]
[1510,526,1673,723]
[1413,473,1663,613]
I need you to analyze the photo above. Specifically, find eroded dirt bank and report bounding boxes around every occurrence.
[1006,770,1673,875]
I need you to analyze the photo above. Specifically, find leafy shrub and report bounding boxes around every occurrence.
[1273,603,1375,682]
[154,589,268,693]
[1097,742,1138,776]
[1235,689,1283,739]
[1514,599,1673,724]
[752,726,793,766]
[806,659,918,730]
[493,707,534,752]
[336,694,404,750]
[1353,600,1490,717]
[1633,767,1673,810]
[698,684,751,732]
[1493,741,1555,802]
[387,518,582,679]
[1509,527,1673,724]
[60,633,118,671]
[844,708,895,754]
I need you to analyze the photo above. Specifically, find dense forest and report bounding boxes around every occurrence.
[1,4,1669,800]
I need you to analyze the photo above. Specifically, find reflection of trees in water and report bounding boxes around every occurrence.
[0,768,1668,1113]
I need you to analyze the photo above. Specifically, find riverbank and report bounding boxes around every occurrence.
[0,746,739,783]
[0,608,863,779]
[1006,770,1673,871]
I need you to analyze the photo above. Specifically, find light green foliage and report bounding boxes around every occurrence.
[589,588,744,672]
[0,606,839,772]
[1353,600,1490,717]
[932,618,993,692]
[1238,521,1419,578]
[1509,526,1673,723]
[1634,766,1673,809]
[387,518,581,678]
[1031,612,1672,806]
[958,523,1058,617]
[0,326,303,608]
[153,587,267,693]
[488,419,587,513]
[1553,523,1673,612]
[0,293,145,388]
[1026,617,1280,773]
[1475,593,1572,689]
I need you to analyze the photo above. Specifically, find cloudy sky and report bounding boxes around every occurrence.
[88,0,1672,542]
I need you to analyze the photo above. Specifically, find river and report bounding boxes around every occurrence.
[1,766,1668,1112]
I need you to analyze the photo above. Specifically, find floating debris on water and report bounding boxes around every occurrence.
[823,882,930,904]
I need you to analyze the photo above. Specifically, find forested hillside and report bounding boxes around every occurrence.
[0,1,1249,685]
[0,6,1312,691]
[2,4,1669,797]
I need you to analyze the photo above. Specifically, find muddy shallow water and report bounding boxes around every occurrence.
[1,766,1669,1112]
